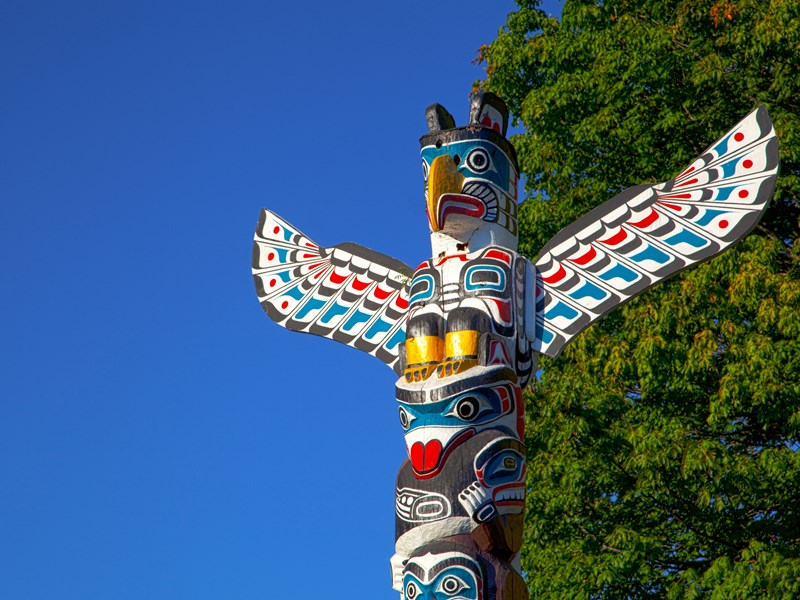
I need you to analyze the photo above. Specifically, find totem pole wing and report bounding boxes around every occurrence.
[252,209,412,375]
[531,106,779,358]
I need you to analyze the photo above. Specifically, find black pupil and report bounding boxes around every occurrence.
[472,153,485,167]
[458,398,478,419]
[399,409,408,428]
[407,583,416,598]
[444,578,457,592]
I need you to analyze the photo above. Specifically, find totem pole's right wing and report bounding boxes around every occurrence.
[252,210,412,375]
[531,106,779,357]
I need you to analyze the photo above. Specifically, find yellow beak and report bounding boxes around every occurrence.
[427,155,464,231]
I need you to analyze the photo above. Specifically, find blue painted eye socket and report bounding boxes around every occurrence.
[444,393,494,422]
[399,390,505,432]
[404,578,421,600]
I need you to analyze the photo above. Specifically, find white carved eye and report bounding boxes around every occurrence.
[465,148,493,173]
[421,159,430,181]
[437,574,469,596]
[444,394,493,422]
[398,406,416,430]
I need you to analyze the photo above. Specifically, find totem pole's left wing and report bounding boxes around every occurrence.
[532,106,779,357]
[253,209,412,375]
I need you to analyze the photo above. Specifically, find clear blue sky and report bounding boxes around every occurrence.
[1,2,561,598]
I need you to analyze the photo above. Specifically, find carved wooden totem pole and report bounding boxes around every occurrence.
[252,92,778,599]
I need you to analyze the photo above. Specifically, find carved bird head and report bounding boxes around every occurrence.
[420,92,519,256]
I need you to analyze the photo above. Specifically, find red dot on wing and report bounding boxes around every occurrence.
[269,279,276,287]
[743,159,753,168]
[273,226,280,234]
[268,252,275,260]
[281,300,289,309]
[738,189,749,198]
[719,220,729,229]
[734,132,744,142]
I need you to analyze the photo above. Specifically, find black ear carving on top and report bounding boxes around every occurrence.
[426,103,456,133]
[469,92,509,136]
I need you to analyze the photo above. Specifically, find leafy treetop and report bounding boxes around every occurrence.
[478,1,800,597]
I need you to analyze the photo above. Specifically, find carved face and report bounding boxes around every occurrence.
[419,93,519,254]
[399,535,530,600]
[402,551,482,600]
[474,437,526,511]
[396,368,523,478]
[421,138,518,242]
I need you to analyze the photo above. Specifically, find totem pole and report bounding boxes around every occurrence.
[252,93,778,599]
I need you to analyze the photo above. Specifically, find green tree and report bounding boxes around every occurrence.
[477,1,800,597]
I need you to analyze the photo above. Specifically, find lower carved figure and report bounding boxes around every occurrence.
[392,367,526,594]
[401,536,527,600]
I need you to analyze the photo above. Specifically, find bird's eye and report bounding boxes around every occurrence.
[455,396,479,420]
[398,407,415,430]
[465,148,492,173]
[405,581,419,599]
[437,574,469,596]
[445,394,492,422]
[421,159,429,181]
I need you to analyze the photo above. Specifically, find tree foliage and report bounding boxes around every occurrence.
[477,1,800,597]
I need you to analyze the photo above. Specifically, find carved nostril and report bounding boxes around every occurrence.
[453,154,461,165]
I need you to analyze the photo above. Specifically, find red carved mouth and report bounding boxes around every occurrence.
[438,193,487,229]
[407,429,476,479]
[409,439,442,474]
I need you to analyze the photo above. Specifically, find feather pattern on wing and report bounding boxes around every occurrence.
[532,106,779,357]
[252,210,412,374]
